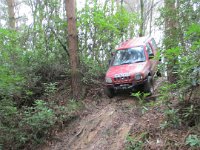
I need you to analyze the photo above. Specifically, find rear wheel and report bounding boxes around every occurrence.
[143,76,154,95]
[104,87,114,98]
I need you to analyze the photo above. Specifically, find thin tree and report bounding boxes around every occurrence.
[6,0,15,29]
[164,0,177,83]
[139,0,144,37]
[66,0,81,99]
[149,0,154,35]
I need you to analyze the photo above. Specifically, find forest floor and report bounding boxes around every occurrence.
[40,77,190,150]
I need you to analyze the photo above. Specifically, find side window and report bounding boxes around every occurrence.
[150,38,157,50]
[146,43,153,56]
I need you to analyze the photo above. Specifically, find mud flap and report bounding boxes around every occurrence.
[144,76,154,95]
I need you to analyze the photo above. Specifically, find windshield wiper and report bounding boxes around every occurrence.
[120,62,132,65]
[134,60,145,63]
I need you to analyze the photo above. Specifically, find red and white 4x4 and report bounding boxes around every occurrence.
[105,36,160,98]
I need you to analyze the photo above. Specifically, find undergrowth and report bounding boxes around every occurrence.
[0,98,81,150]
[126,132,148,150]
[157,24,200,145]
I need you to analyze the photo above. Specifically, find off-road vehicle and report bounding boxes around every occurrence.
[105,36,159,98]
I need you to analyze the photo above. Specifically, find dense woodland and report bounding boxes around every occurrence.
[0,0,199,149]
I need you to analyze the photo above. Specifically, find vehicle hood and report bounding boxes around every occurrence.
[106,62,148,77]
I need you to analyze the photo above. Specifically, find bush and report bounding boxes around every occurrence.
[20,100,56,143]
[159,23,200,129]
[0,98,21,148]
[81,57,107,84]
[0,66,24,97]
[0,99,80,149]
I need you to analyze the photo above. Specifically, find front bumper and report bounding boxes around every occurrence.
[106,79,147,90]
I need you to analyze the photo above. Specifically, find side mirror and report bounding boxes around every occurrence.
[149,53,154,59]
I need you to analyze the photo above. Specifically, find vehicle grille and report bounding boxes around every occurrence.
[114,76,131,82]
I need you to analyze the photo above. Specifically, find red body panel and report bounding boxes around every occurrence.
[117,36,148,50]
[106,62,150,80]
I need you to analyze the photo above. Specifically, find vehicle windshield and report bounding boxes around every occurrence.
[112,47,146,66]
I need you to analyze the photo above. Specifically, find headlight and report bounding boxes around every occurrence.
[105,77,112,83]
[135,73,143,80]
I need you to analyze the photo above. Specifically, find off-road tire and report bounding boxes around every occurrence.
[104,87,114,98]
[144,76,154,95]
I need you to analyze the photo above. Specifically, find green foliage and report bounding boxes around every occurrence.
[159,23,200,128]
[126,132,148,150]
[0,29,25,97]
[67,99,82,113]
[81,57,107,84]
[160,108,181,129]
[0,99,20,148]
[131,92,151,114]
[0,99,18,121]
[0,66,24,96]
[44,82,58,96]
[126,137,143,150]
[158,82,177,102]
[0,99,80,149]
[158,0,200,130]
[186,134,200,147]
[78,0,138,80]
[21,100,56,141]
[131,91,150,104]
[180,104,200,126]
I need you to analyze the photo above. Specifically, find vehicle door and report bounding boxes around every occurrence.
[146,43,157,76]
[150,38,160,71]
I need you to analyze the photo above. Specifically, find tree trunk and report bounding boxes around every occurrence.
[177,0,186,51]
[66,0,81,99]
[121,0,124,7]
[164,0,177,83]
[139,0,144,37]
[6,0,15,29]
[149,0,154,35]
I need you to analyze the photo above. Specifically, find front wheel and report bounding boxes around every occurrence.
[143,76,154,95]
[104,87,115,98]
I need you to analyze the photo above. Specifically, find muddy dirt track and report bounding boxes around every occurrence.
[40,78,188,150]
[42,96,138,150]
